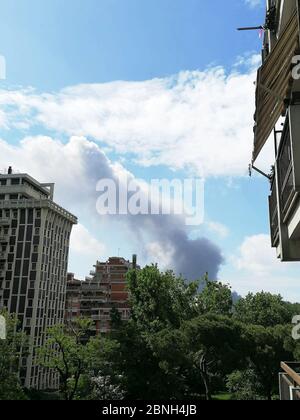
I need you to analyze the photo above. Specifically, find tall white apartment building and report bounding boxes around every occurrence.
[0,167,77,390]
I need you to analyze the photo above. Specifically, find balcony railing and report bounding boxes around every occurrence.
[269,178,279,247]
[0,234,8,242]
[277,121,295,219]
[0,199,77,224]
[280,362,300,400]
[0,218,9,225]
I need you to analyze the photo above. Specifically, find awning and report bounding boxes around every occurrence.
[253,10,300,162]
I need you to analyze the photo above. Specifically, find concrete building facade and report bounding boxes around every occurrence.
[0,167,77,390]
[252,0,300,261]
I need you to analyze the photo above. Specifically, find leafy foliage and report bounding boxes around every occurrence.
[234,292,291,327]
[2,266,300,401]
[0,310,27,400]
[197,276,233,316]
[227,370,263,400]
[127,264,199,332]
[38,318,117,400]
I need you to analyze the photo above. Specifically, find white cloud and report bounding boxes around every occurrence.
[228,234,300,302]
[245,0,263,8]
[0,135,115,210]
[235,234,278,275]
[70,223,106,257]
[207,221,230,239]
[0,57,260,178]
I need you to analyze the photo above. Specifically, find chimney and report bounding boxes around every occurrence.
[132,254,137,269]
[8,166,12,175]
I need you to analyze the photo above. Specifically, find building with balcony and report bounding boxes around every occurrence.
[279,362,300,400]
[252,0,300,261]
[64,273,82,324]
[65,256,139,334]
[0,167,77,390]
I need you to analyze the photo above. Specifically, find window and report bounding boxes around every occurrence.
[18,226,25,242]
[20,210,25,224]
[15,260,22,276]
[27,209,33,224]
[29,271,36,281]
[28,289,35,299]
[22,260,29,276]
[24,243,31,259]
[33,236,39,245]
[13,278,20,294]
[10,296,17,313]
[26,308,33,317]
[26,226,33,242]
[5,271,12,281]
[11,178,20,185]
[16,244,23,259]
[21,278,28,294]
[18,296,26,314]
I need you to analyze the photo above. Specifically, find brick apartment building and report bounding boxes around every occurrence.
[65,256,139,334]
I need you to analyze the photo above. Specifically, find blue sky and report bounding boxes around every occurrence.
[0,0,264,88]
[1,0,300,301]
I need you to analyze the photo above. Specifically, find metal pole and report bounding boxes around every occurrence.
[237,26,264,31]
[252,165,272,180]
[274,128,278,159]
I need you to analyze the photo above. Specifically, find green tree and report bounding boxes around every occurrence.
[226,369,263,400]
[244,324,292,400]
[112,265,202,399]
[285,302,300,320]
[183,315,247,400]
[146,327,201,399]
[197,276,233,316]
[0,310,27,400]
[127,265,199,333]
[234,292,291,327]
[108,321,163,399]
[38,318,115,400]
[147,315,247,400]
[110,306,123,331]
